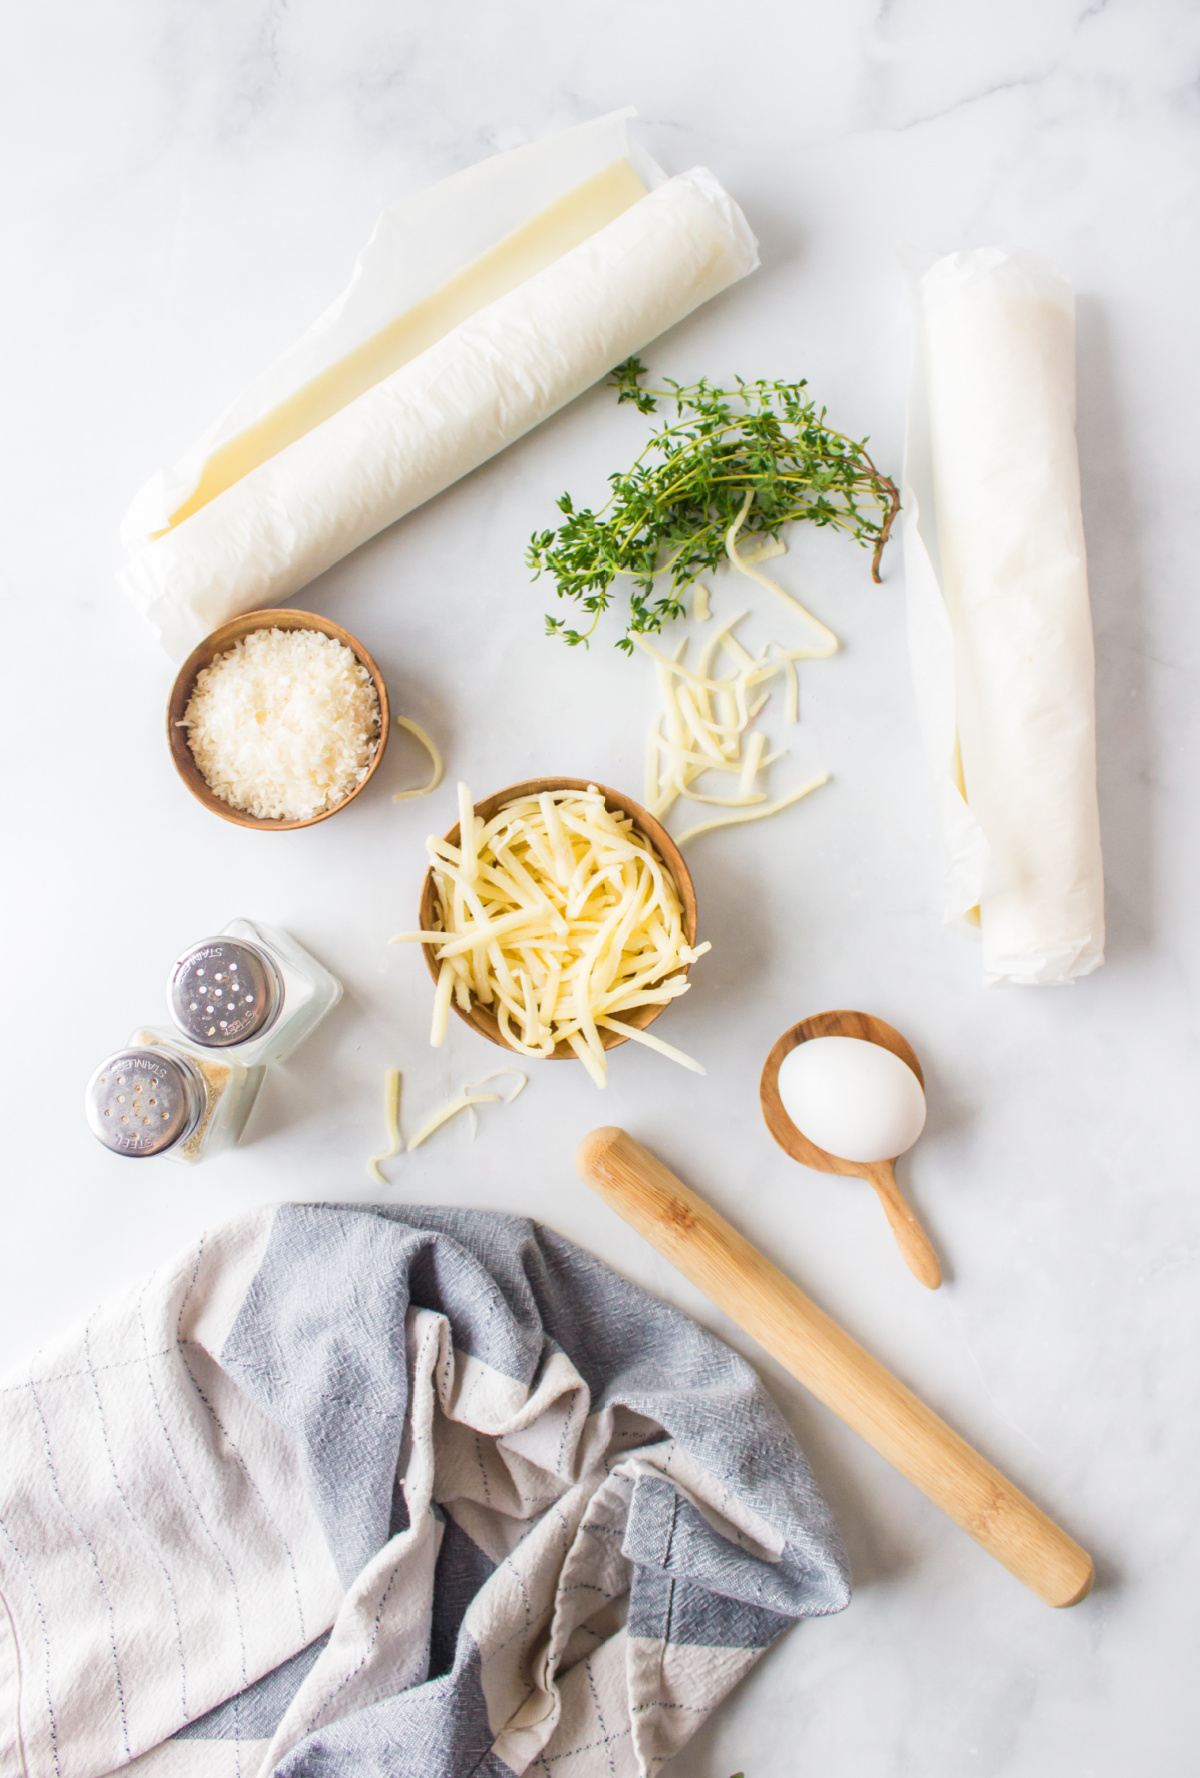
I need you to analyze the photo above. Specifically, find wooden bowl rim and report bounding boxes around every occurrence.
[418,776,698,1061]
[759,1009,924,1173]
[167,608,391,831]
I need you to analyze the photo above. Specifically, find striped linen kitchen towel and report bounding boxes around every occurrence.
[0,1203,849,1777]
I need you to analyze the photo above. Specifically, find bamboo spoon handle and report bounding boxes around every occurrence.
[576,1127,1094,1609]
[863,1160,942,1290]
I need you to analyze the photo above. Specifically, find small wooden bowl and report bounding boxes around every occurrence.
[167,608,390,831]
[418,777,698,1060]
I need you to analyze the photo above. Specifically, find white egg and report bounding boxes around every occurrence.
[776,1035,926,1163]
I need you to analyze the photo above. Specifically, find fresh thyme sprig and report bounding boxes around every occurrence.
[528,357,900,652]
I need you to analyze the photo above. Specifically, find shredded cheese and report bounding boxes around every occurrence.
[406,1068,526,1151]
[636,532,836,845]
[393,784,708,1085]
[725,490,840,653]
[599,1016,706,1074]
[182,626,380,820]
[674,774,830,844]
[392,716,444,801]
[366,1069,402,1184]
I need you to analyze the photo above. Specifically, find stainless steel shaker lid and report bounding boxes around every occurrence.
[169,938,281,1048]
[85,1047,203,1157]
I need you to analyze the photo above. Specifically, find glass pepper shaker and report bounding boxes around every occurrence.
[166,918,341,1068]
[84,1030,265,1165]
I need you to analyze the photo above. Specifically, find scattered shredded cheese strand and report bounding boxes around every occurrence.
[599,1016,705,1075]
[739,728,767,799]
[691,544,785,631]
[406,1092,501,1152]
[392,716,445,802]
[405,1068,526,1152]
[675,773,830,845]
[768,642,800,725]
[674,786,767,808]
[635,623,785,821]
[366,1069,403,1184]
[739,537,789,568]
[467,1070,528,1105]
[638,554,839,845]
[394,783,706,1086]
[725,490,840,656]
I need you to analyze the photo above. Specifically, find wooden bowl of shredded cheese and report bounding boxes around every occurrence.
[411,778,704,1085]
[167,609,390,829]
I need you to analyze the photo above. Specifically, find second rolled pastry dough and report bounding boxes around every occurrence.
[902,247,1104,986]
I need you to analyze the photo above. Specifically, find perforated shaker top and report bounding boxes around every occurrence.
[85,1047,203,1156]
[169,938,282,1048]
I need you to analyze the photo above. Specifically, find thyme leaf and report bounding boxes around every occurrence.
[528,356,900,652]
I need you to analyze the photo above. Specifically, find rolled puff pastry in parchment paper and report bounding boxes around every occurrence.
[902,247,1104,986]
[119,115,757,660]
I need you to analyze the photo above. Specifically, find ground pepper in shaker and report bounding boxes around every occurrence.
[167,918,341,1067]
[84,1032,264,1165]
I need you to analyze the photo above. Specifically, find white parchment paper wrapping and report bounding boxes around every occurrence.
[119,116,758,660]
[902,247,1105,986]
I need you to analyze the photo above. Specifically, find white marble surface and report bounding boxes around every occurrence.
[2,2,1198,1772]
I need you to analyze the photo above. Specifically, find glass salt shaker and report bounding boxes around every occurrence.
[84,1030,265,1165]
[166,918,341,1068]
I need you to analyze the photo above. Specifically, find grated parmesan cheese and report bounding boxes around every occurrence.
[392,784,709,1086]
[182,627,381,821]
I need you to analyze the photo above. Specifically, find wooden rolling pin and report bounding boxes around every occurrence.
[576,1127,1093,1609]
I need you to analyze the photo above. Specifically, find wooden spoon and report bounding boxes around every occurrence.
[760,1009,942,1290]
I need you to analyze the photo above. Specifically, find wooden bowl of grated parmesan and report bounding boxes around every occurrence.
[413,778,702,1082]
[167,609,390,829]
